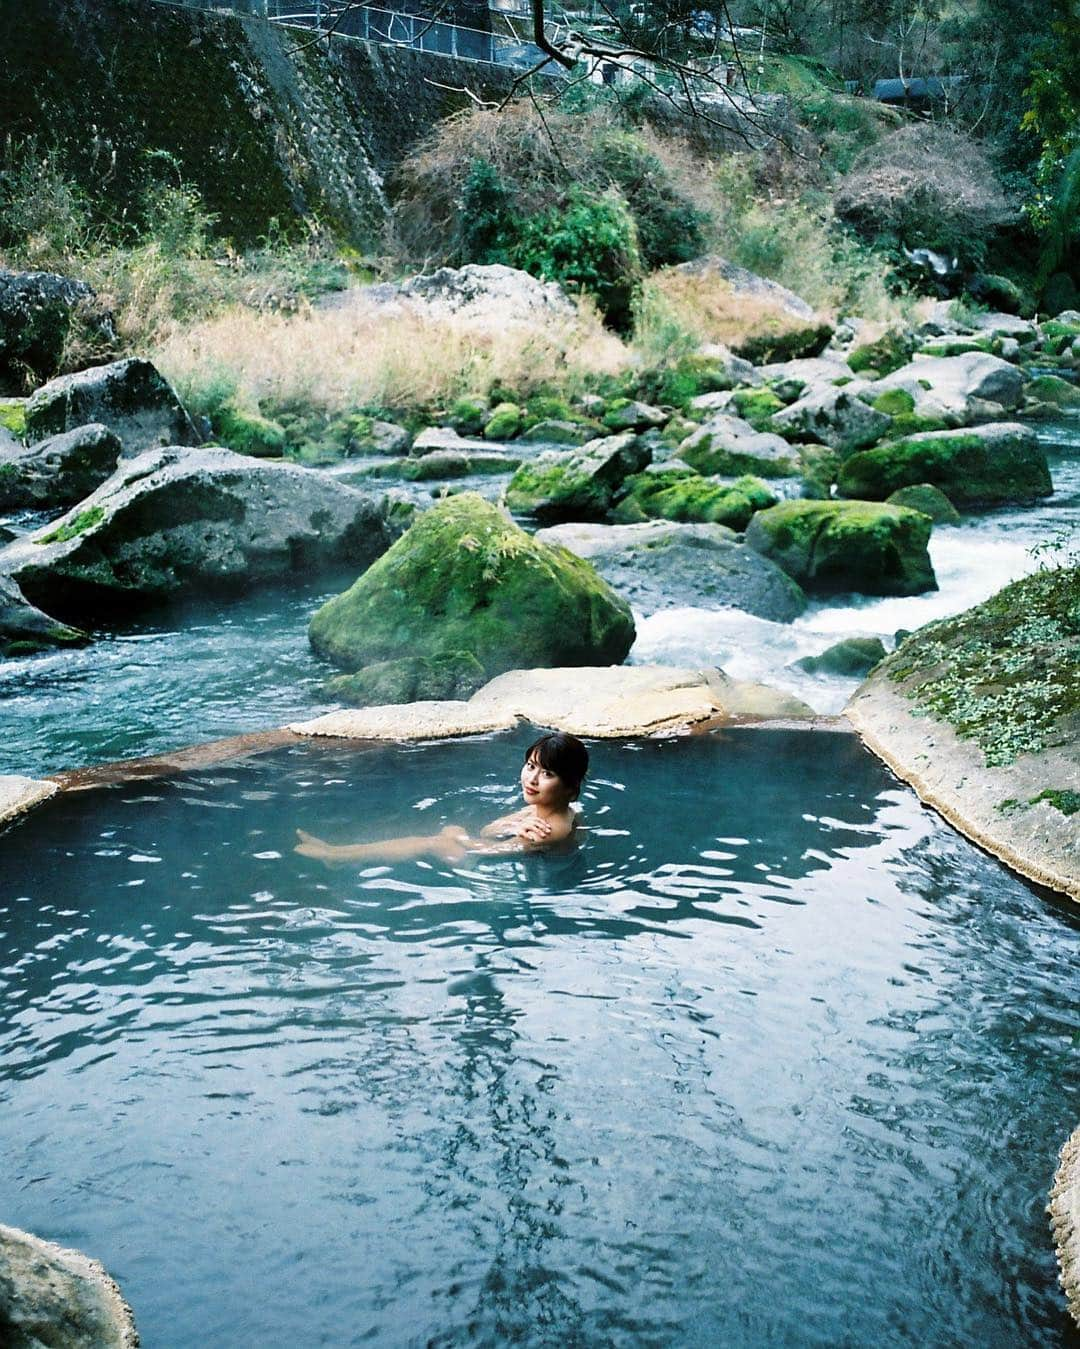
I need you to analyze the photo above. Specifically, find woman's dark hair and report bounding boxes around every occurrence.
[524,732,589,797]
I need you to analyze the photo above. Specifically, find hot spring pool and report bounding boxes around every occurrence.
[1,728,1078,1346]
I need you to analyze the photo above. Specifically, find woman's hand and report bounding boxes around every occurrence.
[295,828,334,860]
[514,817,552,845]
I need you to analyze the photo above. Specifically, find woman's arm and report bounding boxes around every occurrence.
[295,826,470,864]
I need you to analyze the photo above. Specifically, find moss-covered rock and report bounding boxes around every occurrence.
[628,352,744,409]
[602,398,668,432]
[745,499,936,596]
[612,469,775,529]
[966,273,1034,317]
[520,419,593,446]
[213,404,287,458]
[354,449,519,480]
[308,494,635,683]
[838,423,1052,508]
[448,396,489,436]
[726,387,785,429]
[1025,374,1080,409]
[679,414,799,477]
[848,329,917,378]
[876,565,1080,767]
[484,402,523,440]
[878,412,951,441]
[326,651,487,706]
[505,433,651,522]
[797,443,842,499]
[795,636,887,677]
[885,483,961,524]
[870,388,915,417]
[917,338,996,359]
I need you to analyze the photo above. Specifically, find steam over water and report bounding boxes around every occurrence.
[0,730,1077,1345]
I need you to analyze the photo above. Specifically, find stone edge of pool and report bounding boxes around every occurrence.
[0,1222,139,1347]
[1051,1125,1080,1330]
[846,680,1080,905]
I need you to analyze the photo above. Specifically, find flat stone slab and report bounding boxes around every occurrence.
[290,664,814,741]
[1051,1124,1080,1329]
[0,1222,138,1347]
[846,679,1080,903]
[0,775,57,825]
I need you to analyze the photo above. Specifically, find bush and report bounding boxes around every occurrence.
[835,124,1015,268]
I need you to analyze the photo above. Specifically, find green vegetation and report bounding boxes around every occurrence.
[885,566,1080,767]
[37,505,105,544]
[212,404,287,458]
[839,430,1053,507]
[483,402,522,440]
[870,389,915,417]
[0,401,27,439]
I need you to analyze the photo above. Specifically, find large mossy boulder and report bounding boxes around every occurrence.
[678,413,799,477]
[0,270,115,394]
[885,483,961,524]
[770,386,890,454]
[0,446,394,624]
[24,357,199,455]
[795,636,887,677]
[838,423,1052,508]
[535,520,808,621]
[309,495,635,690]
[612,468,775,529]
[0,423,122,510]
[745,499,937,596]
[504,433,651,522]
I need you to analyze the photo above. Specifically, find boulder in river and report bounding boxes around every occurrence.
[869,352,1024,423]
[0,571,86,656]
[794,636,887,677]
[769,386,891,455]
[0,1221,138,1347]
[355,449,520,481]
[745,498,937,596]
[0,269,115,393]
[505,433,651,522]
[1,445,394,624]
[309,493,635,694]
[678,413,799,477]
[838,423,1052,508]
[24,357,199,455]
[0,423,122,510]
[535,519,808,621]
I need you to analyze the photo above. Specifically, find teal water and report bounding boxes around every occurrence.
[1,729,1077,1346]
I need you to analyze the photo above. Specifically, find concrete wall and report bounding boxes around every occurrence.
[0,0,518,247]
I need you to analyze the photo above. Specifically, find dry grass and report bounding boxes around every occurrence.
[153,291,631,419]
[638,268,818,352]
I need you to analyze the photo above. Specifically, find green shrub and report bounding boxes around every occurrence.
[459,158,515,266]
[0,400,27,439]
[513,189,643,327]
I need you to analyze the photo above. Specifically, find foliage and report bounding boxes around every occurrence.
[835,124,1015,268]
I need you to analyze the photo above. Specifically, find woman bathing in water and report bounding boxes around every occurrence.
[294,732,589,865]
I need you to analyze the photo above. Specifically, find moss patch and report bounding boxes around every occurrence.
[727,387,785,430]
[839,429,1052,507]
[848,330,916,378]
[882,566,1080,767]
[870,388,915,417]
[0,400,27,439]
[213,404,287,458]
[36,505,105,544]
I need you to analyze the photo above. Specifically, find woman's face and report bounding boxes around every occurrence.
[520,752,572,811]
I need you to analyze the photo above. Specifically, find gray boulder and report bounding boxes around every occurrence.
[0,269,115,393]
[1,445,395,624]
[794,636,887,677]
[365,264,576,323]
[603,400,668,432]
[0,423,122,510]
[411,426,488,454]
[770,386,891,454]
[870,352,1024,423]
[354,449,520,481]
[24,357,200,455]
[535,519,808,621]
[0,571,86,655]
[678,414,799,477]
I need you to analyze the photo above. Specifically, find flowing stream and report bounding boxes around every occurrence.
[0,418,1076,778]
